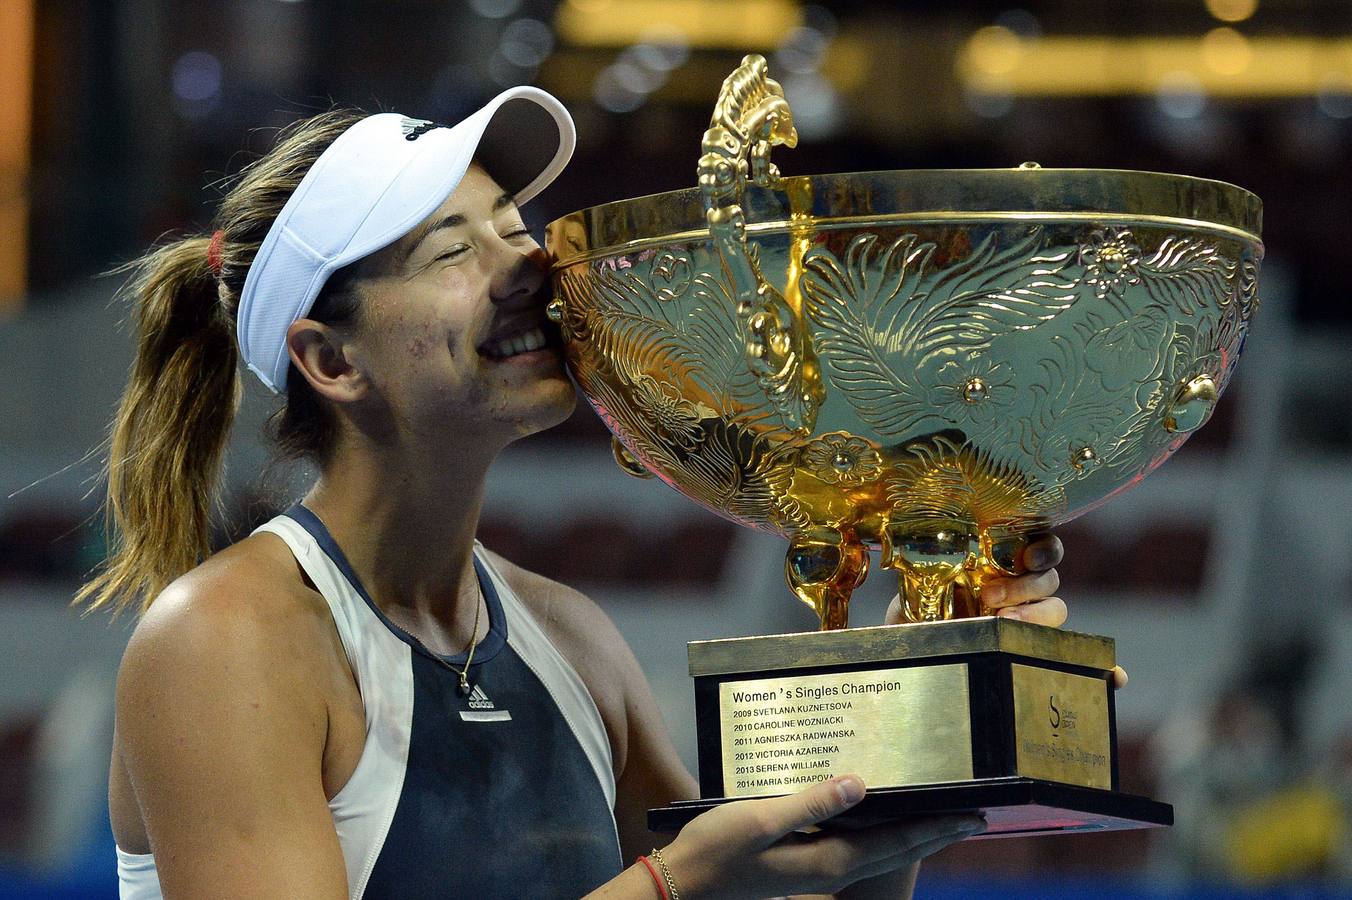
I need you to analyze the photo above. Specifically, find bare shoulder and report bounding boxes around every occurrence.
[478,547,699,852]
[116,530,343,757]
[478,546,628,662]
[125,531,329,670]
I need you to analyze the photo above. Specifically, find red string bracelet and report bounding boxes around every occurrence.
[636,855,669,900]
[207,229,225,277]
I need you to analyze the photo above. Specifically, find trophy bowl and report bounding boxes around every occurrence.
[546,57,1262,631]
[546,56,1262,835]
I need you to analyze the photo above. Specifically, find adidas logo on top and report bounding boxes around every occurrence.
[467,684,495,710]
[399,117,438,141]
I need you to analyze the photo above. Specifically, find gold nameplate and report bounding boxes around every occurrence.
[718,664,973,798]
[1011,663,1112,789]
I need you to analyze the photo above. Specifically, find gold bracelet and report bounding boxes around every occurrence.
[649,847,681,900]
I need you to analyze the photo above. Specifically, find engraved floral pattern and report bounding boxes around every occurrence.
[1081,305,1171,393]
[649,250,694,301]
[630,374,705,451]
[922,357,1016,426]
[554,220,1258,553]
[1080,227,1143,302]
[802,431,882,486]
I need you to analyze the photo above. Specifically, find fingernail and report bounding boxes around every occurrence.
[1029,548,1053,570]
[834,775,865,805]
[983,583,1005,605]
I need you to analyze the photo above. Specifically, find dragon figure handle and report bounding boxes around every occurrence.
[698,54,823,436]
[697,53,798,244]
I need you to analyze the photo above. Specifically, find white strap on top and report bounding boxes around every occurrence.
[253,516,413,900]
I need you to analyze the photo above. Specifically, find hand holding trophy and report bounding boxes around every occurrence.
[547,55,1261,836]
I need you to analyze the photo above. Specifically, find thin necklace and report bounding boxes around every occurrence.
[396,581,484,696]
[452,584,484,696]
[383,575,484,691]
[305,507,484,693]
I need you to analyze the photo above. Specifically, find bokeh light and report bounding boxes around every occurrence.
[1157,70,1208,118]
[1316,74,1352,119]
[499,18,554,68]
[469,0,522,19]
[170,51,222,103]
[967,25,1023,77]
[1205,0,1259,23]
[1202,27,1253,77]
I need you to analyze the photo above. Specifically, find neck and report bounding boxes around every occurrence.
[303,435,498,649]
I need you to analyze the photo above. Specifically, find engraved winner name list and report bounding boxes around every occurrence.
[718,665,975,797]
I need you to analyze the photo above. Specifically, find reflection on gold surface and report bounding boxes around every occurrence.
[547,55,1262,629]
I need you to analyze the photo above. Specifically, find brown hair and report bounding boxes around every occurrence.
[78,110,365,616]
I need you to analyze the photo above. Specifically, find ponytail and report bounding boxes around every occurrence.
[78,108,365,616]
[77,237,241,615]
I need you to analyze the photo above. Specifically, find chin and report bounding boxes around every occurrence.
[511,383,578,439]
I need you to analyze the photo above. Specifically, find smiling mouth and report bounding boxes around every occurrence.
[480,325,554,360]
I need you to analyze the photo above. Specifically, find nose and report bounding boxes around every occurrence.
[488,234,546,304]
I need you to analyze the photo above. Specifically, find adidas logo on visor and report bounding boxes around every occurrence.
[399,117,441,141]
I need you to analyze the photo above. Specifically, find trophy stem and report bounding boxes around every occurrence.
[896,567,961,622]
[784,527,869,630]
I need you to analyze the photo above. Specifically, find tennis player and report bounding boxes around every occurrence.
[86,87,1071,899]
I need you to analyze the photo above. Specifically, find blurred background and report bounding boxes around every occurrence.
[2,0,1351,897]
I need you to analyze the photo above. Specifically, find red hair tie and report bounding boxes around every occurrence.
[207,230,225,276]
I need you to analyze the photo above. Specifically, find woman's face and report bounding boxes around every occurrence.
[342,163,576,448]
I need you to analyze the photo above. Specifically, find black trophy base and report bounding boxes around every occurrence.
[648,776,1173,839]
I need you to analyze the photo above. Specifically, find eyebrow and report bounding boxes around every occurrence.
[405,191,518,258]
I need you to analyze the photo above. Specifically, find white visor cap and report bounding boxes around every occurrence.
[236,86,575,393]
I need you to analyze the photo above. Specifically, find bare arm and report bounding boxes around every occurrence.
[605,618,701,861]
[553,596,974,900]
[487,552,982,899]
[115,565,348,899]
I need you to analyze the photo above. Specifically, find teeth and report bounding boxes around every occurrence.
[486,326,548,359]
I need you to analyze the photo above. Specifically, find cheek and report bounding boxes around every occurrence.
[420,270,478,359]
[407,330,433,360]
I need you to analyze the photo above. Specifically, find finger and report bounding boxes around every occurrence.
[884,594,903,626]
[996,596,1067,627]
[752,775,867,840]
[767,814,984,888]
[1111,665,1128,690]
[1021,534,1063,572]
[847,824,983,883]
[982,568,1059,608]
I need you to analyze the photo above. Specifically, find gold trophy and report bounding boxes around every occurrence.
[545,56,1261,836]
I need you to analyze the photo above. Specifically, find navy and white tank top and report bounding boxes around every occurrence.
[116,507,622,898]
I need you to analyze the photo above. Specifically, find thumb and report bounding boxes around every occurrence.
[885,594,903,625]
[753,775,866,841]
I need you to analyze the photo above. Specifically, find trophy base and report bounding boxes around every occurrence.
[658,617,1172,840]
[648,775,1172,837]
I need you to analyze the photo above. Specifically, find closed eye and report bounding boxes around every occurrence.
[435,244,470,262]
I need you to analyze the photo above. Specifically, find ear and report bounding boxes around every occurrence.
[286,318,368,403]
